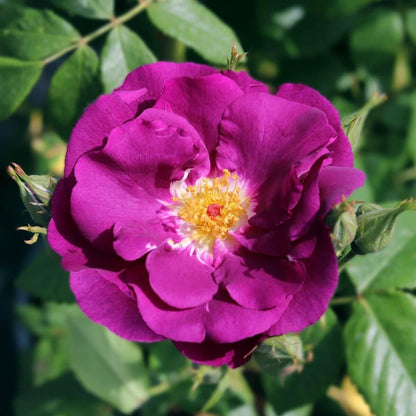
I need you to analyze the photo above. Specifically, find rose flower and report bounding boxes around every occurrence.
[48,62,364,367]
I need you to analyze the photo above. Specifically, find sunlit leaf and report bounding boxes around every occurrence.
[67,308,150,413]
[0,57,42,120]
[147,0,243,65]
[101,25,156,93]
[345,292,416,416]
[0,7,80,60]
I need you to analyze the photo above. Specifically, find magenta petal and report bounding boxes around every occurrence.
[217,93,336,189]
[48,180,124,271]
[70,268,163,342]
[147,244,218,309]
[276,83,353,167]
[204,296,291,343]
[174,335,264,368]
[268,223,338,335]
[215,250,305,310]
[117,62,218,113]
[130,270,206,343]
[64,93,136,176]
[154,73,244,151]
[319,166,366,214]
[113,217,179,261]
[221,70,270,94]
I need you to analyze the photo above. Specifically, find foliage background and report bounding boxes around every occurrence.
[1,0,416,415]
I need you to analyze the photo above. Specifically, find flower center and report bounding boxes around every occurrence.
[172,169,249,245]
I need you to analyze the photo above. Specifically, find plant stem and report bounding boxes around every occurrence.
[338,250,357,271]
[329,295,357,306]
[42,0,154,65]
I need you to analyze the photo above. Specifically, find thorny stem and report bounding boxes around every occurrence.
[337,250,357,272]
[42,0,154,65]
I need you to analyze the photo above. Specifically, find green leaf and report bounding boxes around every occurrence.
[345,292,416,416]
[147,0,243,65]
[348,210,416,292]
[67,308,150,413]
[14,374,114,416]
[350,9,404,67]
[352,199,416,255]
[0,7,80,60]
[15,246,74,302]
[0,56,42,120]
[262,309,343,414]
[33,336,70,386]
[101,25,156,93]
[49,0,114,20]
[406,9,416,46]
[48,45,101,139]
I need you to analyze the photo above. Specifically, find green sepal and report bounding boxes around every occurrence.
[352,199,416,254]
[342,90,387,150]
[325,199,358,255]
[8,163,58,226]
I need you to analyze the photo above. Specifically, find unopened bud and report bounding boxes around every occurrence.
[352,200,416,254]
[8,163,58,226]
[325,200,358,255]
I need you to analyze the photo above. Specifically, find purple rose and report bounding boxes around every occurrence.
[48,62,364,367]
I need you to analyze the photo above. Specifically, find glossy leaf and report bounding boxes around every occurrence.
[49,0,114,20]
[147,0,243,65]
[0,57,42,120]
[101,25,156,93]
[0,7,80,60]
[67,308,150,413]
[15,246,74,302]
[48,45,101,139]
[262,309,343,414]
[347,210,416,292]
[345,292,416,416]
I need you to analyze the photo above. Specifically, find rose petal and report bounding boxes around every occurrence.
[154,73,244,151]
[215,249,305,310]
[276,83,353,167]
[216,93,336,190]
[221,70,270,94]
[268,223,338,335]
[70,268,163,342]
[117,62,218,113]
[71,111,209,251]
[130,271,206,343]
[174,335,264,368]
[319,166,366,214]
[147,244,218,309]
[48,180,124,271]
[64,93,136,177]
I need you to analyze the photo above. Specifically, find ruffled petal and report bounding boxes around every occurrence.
[216,93,336,190]
[221,70,270,94]
[214,249,305,310]
[174,335,264,368]
[319,166,366,214]
[71,110,209,252]
[130,271,207,343]
[276,83,353,167]
[70,268,163,342]
[64,93,136,177]
[116,62,218,113]
[154,73,244,151]
[48,180,124,271]
[268,223,338,335]
[146,244,218,309]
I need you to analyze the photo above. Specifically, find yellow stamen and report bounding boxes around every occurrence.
[172,170,249,247]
